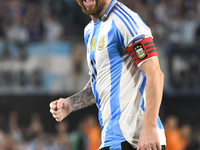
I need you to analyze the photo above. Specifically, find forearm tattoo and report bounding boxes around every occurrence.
[70,81,96,111]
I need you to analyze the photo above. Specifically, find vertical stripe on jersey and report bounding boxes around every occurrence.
[104,21,126,148]
[89,21,101,84]
[96,92,104,131]
[157,117,164,129]
[89,21,104,131]
[84,28,91,46]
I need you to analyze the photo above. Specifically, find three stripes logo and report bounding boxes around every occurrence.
[91,59,97,82]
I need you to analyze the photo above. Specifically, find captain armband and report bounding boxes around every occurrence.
[127,37,157,66]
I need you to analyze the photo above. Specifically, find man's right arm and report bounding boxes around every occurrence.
[71,80,95,111]
[50,80,96,122]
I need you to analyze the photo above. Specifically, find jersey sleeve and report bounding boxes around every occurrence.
[119,11,157,67]
[124,13,157,67]
[127,37,157,67]
[114,8,153,48]
[113,3,157,67]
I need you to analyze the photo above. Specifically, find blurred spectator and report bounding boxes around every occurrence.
[165,115,192,150]
[52,120,72,150]
[8,111,23,142]
[26,113,49,150]
[43,13,64,42]
[165,115,181,150]
[70,118,88,150]
[1,134,16,150]
[185,125,200,150]
[5,14,29,44]
[0,113,8,132]
[0,129,7,149]
[26,113,45,140]
[24,2,44,42]
[66,43,89,93]
[154,0,168,24]
[84,114,101,150]
[181,11,198,44]
[32,68,43,88]
[179,124,192,150]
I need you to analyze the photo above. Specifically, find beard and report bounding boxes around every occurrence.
[76,0,106,16]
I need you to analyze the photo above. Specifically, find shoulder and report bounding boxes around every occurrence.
[84,21,93,45]
[108,2,152,47]
[84,21,93,36]
[110,2,142,26]
[109,2,150,36]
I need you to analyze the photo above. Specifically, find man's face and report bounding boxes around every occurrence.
[76,0,107,16]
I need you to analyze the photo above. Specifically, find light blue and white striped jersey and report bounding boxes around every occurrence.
[84,0,166,149]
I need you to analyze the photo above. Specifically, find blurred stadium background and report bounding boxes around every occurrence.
[0,0,200,149]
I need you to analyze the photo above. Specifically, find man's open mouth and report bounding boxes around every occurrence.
[83,0,95,5]
[84,0,94,2]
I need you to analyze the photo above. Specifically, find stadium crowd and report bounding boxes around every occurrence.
[0,111,200,150]
[0,111,101,150]
[0,0,200,150]
[0,0,199,94]
[0,0,199,43]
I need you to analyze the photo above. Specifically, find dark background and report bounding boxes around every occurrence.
[0,94,199,133]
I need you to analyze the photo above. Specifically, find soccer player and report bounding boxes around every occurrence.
[50,0,166,150]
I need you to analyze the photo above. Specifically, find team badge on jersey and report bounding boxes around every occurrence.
[127,37,157,66]
[98,35,105,51]
[92,37,96,53]
[133,43,147,60]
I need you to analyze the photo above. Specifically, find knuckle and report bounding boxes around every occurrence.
[150,142,155,146]
[59,98,64,101]
[56,118,61,122]
[51,110,56,115]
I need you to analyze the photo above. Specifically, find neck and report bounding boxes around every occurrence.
[90,0,112,23]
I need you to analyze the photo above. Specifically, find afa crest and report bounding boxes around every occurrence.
[133,43,147,60]
[98,35,105,51]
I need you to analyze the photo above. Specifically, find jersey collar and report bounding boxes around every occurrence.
[101,0,117,21]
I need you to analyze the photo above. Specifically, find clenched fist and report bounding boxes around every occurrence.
[49,98,74,122]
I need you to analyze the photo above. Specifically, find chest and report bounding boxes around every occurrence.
[86,21,122,71]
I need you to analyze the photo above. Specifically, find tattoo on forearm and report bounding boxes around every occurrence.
[70,82,95,111]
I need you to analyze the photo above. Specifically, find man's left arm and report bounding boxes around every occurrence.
[137,56,164,150]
